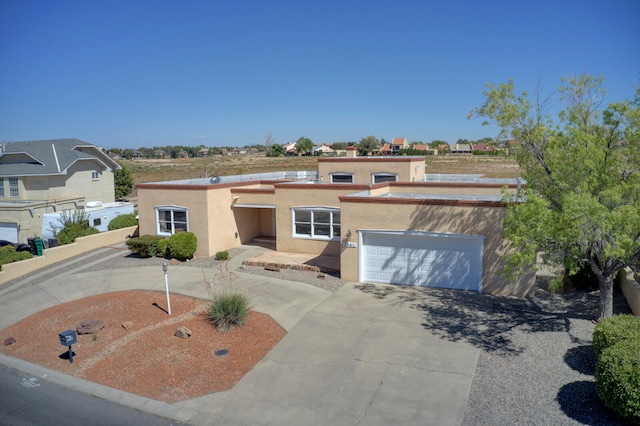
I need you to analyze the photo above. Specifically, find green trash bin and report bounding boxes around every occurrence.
[34,238,44,256]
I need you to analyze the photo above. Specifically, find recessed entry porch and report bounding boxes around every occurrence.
[231,203,276,248]
[242,249,341,275]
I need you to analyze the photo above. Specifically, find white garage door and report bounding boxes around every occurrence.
[0,222,19,243]
[360,230,484,292]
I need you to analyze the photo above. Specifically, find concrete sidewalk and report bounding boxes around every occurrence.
[0,248,479,425]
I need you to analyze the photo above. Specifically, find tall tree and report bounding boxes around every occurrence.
[357,135,379,156]
[264,133,275,149]
[295,137,313,156]
[114,163,134,199]
[470,74,640,319]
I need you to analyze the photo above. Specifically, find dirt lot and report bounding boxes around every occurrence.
[124,154,522,185]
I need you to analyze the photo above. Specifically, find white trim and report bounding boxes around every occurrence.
[155,205,189,236]
[329,172,354,184]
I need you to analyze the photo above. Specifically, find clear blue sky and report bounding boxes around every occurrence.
[1,0,639,149]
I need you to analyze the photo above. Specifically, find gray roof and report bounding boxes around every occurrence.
[0,138,120,177]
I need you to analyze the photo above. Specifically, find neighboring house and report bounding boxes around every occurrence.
[198,148,209,157]
[137,151,534,297]
[472,144,496,153]
[411,144,438,155]
[283,142,297,156]
[312,144,335,156]
[154,149,167,158]
[451,143,472,154]
[378,143,393,155]
[0,138,120,244]
[390,137,408,154]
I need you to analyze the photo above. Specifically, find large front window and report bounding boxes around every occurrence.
[8,178,19,198]
[292,208,340,240]
[156,206,188,236]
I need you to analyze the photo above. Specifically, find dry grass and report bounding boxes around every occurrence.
[124,154,522,185]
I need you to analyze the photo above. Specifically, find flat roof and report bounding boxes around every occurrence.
[423,174,522,185]
[145,170,318,185]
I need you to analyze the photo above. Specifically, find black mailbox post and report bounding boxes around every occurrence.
[59,330,77,363]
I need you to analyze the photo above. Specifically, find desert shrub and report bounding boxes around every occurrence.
[0,246,33,270]
[593,314,640,359]
[215,250,229,260]
[166,232,197,261]
[204,261,251,332]
[126,235,165,257]
[107,213,138,230]
[595,338,640,423]
[157,239,169,257]
[209,292,251,332]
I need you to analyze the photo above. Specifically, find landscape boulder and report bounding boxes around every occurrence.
[174,326,192,339]
[77,319,105,334]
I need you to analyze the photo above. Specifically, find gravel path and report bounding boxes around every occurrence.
[3,246,635,424]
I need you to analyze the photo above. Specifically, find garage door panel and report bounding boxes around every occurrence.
[361,232,483,292]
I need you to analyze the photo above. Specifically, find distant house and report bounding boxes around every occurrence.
[198,148,209,157]
[472,144,496,153]
[131,151,143,159]
[451,143,472,154]
[283,142,298,156]
[391,137,408,154]
[312,144,335,156]
[154,149,167,158]
[412,144,439,156]
[0,138,120,243]
[378,143,393,155]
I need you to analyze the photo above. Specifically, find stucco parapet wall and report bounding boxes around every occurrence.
[618,268,640,316]
[0,226,138,286]
[318,156,425,163]
[274,182,372,190]
[339,194,507,208]
[390,181,518,189]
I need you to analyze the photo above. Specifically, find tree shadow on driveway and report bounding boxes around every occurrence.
[354,282,597,356]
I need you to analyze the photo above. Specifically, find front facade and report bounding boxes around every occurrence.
[136,157,534,296]
[0,139,120,243]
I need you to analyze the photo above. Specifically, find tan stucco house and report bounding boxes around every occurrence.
[137,153,534,296]
[0,138,120,243]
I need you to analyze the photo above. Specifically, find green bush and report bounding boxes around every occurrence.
[167,232,197,261]
[215,250,229,260]
[107,213,138,231]
[126,235,165,257]
[596,339,640,423]
[53,210,100,245]
[208,292,251,332]
[157,239,169,257]
[0,246,33,270]
[593,314,640,359]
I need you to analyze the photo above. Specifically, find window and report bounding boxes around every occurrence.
[330,173,354,184]
[0,179,4,197]
[372,173,398,183]
[156,206,188,236]
[93,218,102,227]
[92,171,99,180]
[292,208,340,240]
[8,178,19,198]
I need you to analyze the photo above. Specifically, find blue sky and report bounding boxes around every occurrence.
[1,0,638,149]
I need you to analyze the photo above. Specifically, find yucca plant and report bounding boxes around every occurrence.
[205,261,251,332]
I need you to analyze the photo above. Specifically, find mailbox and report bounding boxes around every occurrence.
[59,330,77,346]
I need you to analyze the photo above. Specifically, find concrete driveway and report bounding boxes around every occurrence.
[0,247,480,425]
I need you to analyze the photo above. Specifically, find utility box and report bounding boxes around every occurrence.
[59,330,77,346]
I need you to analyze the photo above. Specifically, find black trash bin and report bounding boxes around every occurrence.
[27,238,37,255]
[48,238,59,248]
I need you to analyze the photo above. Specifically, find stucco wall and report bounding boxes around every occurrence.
[318,157,425,184]
[618,268,640,316]
[0,198,82,243]
[274,184,366,257]
[339,199,535,296]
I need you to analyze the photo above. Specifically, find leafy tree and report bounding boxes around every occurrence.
[114,163,134,199]
[357,135,379,156]
[331,142,348,150]
[295,137,313,156]
[470,74,640,319]
[266,144,285,157]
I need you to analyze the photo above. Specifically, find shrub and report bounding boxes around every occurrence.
[126,235,165,257]
[167,232,197,261]
[209,292,251,332]
[204,261,251,332]
[215,250,229,260]
[0,246,32,270]
[593,314,640,359]
[596,339,640,423]
[107,213,138,231]
[54,210,99,245]
[157,239,169,257]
